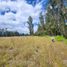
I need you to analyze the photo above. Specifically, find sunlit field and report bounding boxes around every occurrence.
[0,36,67,67]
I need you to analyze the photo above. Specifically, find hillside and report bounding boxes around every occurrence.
[0,36,67,67]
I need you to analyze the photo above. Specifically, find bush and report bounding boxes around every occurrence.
[35,31,48,36]
[55,36,65,41]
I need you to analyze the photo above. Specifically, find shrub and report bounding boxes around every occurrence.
[35,31,48,36]
[55,36,65,41]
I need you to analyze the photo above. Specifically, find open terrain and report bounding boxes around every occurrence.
[0,36,67,67]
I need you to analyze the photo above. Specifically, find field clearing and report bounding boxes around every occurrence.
[0,36,67,67]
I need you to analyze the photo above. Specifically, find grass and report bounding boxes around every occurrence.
[0,36,67,67]
[55,35,67,44]
[55,36,65,41]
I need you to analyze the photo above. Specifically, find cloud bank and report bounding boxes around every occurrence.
[0,0,42,33]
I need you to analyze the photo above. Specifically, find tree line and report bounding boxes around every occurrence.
[0,28,29,36]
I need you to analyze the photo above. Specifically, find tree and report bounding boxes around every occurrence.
[27,16,34,35]
[45,4,58,35]
[0,28,20,37]
[36,12,46,35]
[38,12,45,31]
[39,12,45,30]
[45,0,67,37]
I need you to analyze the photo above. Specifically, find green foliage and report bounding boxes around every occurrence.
[36,13,47,36]
[55,35,67,45]
[0,29,20,36]
[39,12,45,30]
[27,16,34,35]
[55,36,65,41]
[36,31,48,36]
[45,0,67,37]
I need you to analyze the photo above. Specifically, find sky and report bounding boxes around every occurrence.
[0,0,48,34]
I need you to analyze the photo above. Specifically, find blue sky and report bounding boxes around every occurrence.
[0,0,48,33]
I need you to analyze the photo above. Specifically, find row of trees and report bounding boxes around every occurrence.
[0,28,20,36]
[27,16,34,35]
[0,28,29,36]
[27,0,67,38]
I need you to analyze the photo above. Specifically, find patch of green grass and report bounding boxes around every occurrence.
[55,35,67,45]
[55,36,65,41]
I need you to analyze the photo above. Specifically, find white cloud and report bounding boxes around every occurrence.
[0,0,42,33]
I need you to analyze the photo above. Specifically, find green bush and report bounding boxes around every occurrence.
[55,36,65,41]
[35,31,48,36]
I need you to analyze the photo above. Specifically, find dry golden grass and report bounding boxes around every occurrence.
[0,36,67,67]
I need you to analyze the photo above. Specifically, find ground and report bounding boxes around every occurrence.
[0,36,67,67]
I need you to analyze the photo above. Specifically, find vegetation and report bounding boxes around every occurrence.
[55,36,65,41]
[27,16,34,35]
[45,0,67,37]
[55,35,67,44]
[0,36,67,67]
[0,28,29,37]
[37,12,46,35]
[36,0,67,38]
[0,28,20,36]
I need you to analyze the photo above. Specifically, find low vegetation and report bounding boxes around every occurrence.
[55,36,67,44]
[55,36,65,41]
[0,36,67,67]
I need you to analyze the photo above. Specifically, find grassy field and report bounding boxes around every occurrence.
[0,36,67,67]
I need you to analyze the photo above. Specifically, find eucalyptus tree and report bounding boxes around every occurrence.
[37,12,46,35]
[46,0,67,37]
[27,16,34,35]
[39,12,45,30]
